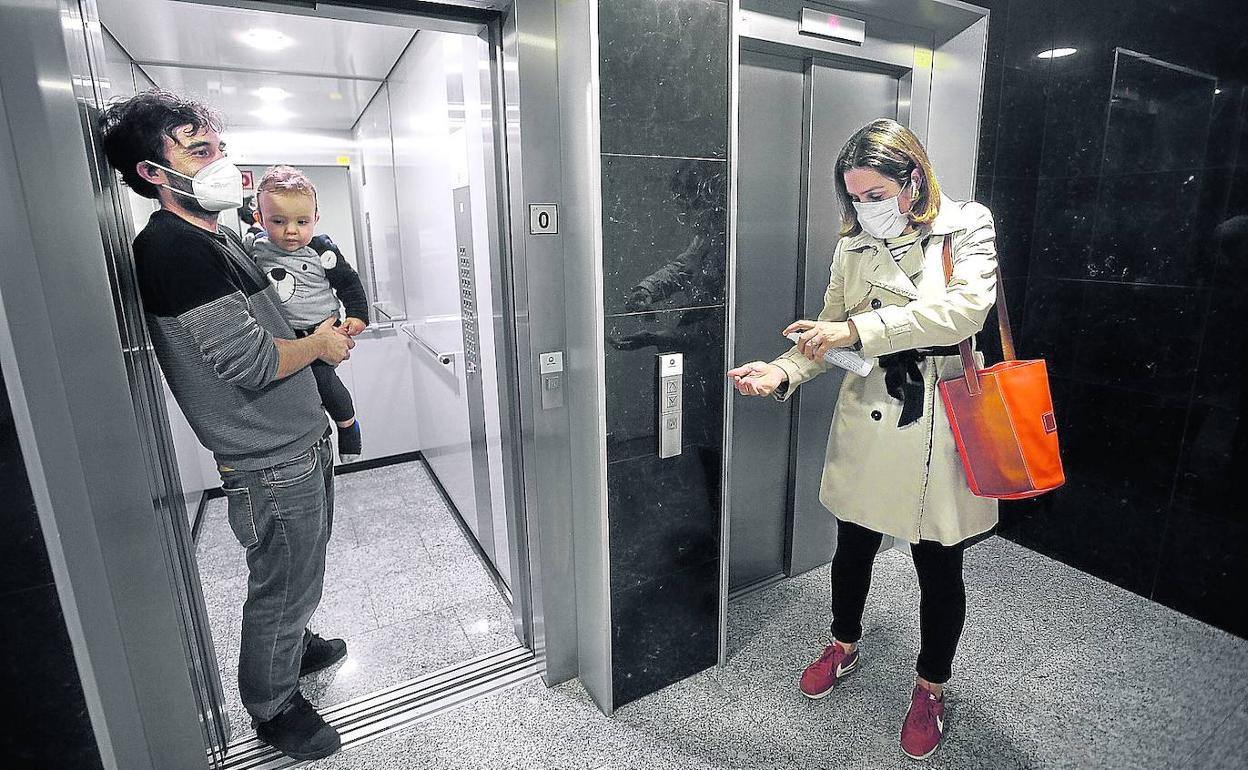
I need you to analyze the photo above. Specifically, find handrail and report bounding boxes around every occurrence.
[399,323,456,368]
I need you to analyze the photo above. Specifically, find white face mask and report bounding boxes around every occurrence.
[147,156,243,212]
[852,181,915,240]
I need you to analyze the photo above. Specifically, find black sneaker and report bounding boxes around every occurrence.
[300,631,347,677]
[255,692,341,761]
[338,420,362,463]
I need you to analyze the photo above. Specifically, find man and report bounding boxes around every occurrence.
[99,89,349,761]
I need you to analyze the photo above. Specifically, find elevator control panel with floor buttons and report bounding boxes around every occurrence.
[540,351,564,410]
[658,353,683,459]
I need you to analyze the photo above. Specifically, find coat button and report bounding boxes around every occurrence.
[870,298,883,309]
[871,410,882,421]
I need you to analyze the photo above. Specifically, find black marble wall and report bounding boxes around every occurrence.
[0,369,103,768]
[970,0,1248,639]
[598,0,729,707]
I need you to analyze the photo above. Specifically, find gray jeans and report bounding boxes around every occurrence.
[219,430,334,721]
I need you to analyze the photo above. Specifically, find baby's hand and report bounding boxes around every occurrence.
[341,317,367,336]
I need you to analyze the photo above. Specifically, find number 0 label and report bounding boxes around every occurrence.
[529,204,558,235]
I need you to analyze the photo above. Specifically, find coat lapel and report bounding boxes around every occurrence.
[847,195,970,302]
[848,240,920,300]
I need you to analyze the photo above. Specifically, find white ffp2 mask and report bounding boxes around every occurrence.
[148,156,243,212]
[852,182,915,239]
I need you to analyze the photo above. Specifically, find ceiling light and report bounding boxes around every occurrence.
[1215,88,1223,95]
[1037,47,1078,59]
[253,108,295,125]
[238,28,293,51]
[328,91,343,101]
[254,87,290,101]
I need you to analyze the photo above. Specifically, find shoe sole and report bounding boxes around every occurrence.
[300,645,348,677]
[274,741,342,762]
[800,653,859,700]
[901,743,940,761]
[256,728,341,761]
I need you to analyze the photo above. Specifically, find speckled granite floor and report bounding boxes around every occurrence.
[294,536,1247,770]
[194,460,517,742]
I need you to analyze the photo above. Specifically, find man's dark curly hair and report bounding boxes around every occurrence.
[98,89,222,199]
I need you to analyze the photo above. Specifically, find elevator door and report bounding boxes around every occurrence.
[730,51,900,591]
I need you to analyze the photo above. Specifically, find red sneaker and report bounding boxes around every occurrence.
[900,683,945,760]
[798,641,860,699]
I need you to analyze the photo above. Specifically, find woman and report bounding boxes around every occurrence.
[727,119,998,761]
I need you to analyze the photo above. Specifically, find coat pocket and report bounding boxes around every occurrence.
[222,486,259,548]
[845,278,915,318]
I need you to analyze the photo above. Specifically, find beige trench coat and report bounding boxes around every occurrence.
[770,196,999,546]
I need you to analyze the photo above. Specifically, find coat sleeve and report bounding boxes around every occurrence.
[766,242,850,402]
[849,202,998,358]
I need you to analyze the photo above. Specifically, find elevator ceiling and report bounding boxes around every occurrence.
[98,0,421,130]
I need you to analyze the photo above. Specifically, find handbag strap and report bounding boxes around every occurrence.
[940,234,1016,396]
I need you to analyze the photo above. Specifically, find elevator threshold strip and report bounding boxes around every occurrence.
[219,644,538,769]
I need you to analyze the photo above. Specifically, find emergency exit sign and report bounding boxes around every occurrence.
[799,9,866,45]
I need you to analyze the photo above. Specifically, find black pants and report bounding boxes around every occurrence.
[294,324,356,423]
[829,519,967,684]
[310,361,355,423]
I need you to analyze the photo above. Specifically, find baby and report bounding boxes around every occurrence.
[251,165,369,461]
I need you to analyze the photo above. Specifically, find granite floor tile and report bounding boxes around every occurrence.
[976,597,1248,769]
[452,597,520,656]
[368,556,480,626]
[193,460,510,744]
[1180,697,1248,770]
[300,611,476,709]
[217,512,1248,769]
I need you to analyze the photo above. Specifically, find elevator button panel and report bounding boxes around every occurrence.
[540,351,565,410]
[658,353,683,458]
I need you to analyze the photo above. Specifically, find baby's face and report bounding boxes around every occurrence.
[258,190,318,252]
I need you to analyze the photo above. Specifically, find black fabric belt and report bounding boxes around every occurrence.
[877,345,963,428]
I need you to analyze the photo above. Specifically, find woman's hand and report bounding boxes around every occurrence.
[727,361,787,397]
[783,319,860,362]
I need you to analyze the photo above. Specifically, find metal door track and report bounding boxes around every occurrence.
[219,645,538,769]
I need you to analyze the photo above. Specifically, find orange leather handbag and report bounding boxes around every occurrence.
[936,235,1065,499]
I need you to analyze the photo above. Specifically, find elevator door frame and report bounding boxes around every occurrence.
[0,0,579,767]
[722,0,989,661]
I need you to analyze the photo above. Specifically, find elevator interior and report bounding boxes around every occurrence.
[85,0,526,750]
[727,0,989,594]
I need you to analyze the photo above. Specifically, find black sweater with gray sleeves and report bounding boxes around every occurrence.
[133,210,327,471]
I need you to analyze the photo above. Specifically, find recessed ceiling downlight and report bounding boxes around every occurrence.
[238,28,293,51]
[254,87,291,101]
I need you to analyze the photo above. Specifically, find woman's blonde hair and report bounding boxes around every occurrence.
[834,119,941,236]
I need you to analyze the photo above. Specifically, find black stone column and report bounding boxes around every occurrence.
[597,0,730,707]
[0,368,103,768]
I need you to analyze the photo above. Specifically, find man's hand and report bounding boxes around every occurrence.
[727,361,787,397]
[340,317,367,337]
[783,319,859,362]
[313,317,354,365]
